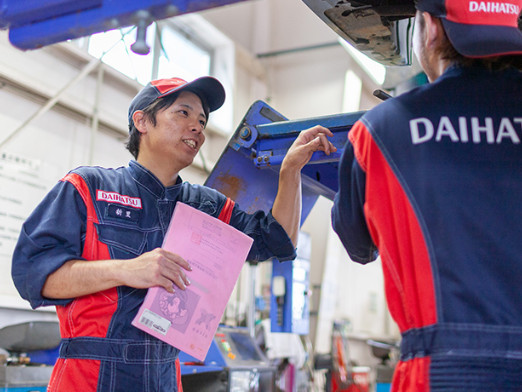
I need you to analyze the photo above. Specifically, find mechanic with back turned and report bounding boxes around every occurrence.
[331,0,522,390]
[12,75,336,391]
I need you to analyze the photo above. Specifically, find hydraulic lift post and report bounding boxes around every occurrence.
[205,100,364,335]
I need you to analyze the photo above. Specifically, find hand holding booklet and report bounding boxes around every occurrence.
[132,201,253,361]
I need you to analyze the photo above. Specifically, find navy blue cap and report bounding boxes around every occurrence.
[416,0,522,57]
[128,76,225,129]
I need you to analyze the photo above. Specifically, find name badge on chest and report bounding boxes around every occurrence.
[106,204,141,223]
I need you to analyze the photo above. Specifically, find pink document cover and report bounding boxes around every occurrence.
[131,201,253,360]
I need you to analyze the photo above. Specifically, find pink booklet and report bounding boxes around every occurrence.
[132,201,253,360]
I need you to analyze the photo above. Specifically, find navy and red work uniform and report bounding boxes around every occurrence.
[332,65,522,390]
[12,160,296,392]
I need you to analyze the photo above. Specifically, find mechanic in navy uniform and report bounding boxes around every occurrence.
[12,76,336,391]
[331,0,522,390]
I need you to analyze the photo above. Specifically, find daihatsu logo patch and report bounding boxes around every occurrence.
[96,190,142,209]
[469,1,520,15]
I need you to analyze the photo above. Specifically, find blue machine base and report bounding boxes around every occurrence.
[376,383,391,392]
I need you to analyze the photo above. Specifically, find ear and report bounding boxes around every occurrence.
[132,110,148,134]
[422,11,445,50]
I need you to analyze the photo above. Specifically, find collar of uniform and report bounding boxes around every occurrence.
[128,160,183,199]
[441,63,507,80]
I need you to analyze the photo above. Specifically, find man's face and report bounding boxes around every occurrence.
[142,90,207,171]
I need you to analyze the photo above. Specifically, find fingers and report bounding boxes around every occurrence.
[298,126,335,152]
[135,248,192,291]
[160,273,189,293]
[314,132,336,155]
[302,125,334,139]
[282,125,337,171]
[162,249,192,272]
[160,250,192,290]
[302,130,336,156]
[158,276,177,293]
[170,267,191,291]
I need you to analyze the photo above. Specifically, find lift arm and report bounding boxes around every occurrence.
[0,0,249,51]
[205,100,364,224]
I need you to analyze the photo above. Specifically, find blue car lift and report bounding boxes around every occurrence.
[0,0,250,52]
[204,100,364,334]
[205,100,364,221]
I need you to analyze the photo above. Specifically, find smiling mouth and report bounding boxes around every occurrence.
[183,139,197,149]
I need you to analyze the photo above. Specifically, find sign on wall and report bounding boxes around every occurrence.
[0,151,60,306]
